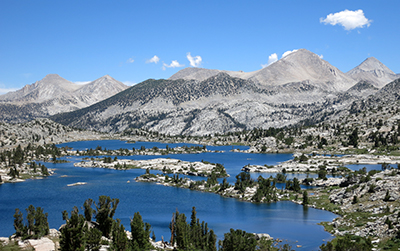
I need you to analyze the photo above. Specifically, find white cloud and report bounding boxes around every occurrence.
[162,60,184,70]
[123,81,137,86]
[75,81,91,85]
[319,54,324,59]
[186,52,202,67]
[146,55,160,64]
[127,58,134,63]
[261,53,278,68]
[320,9,372,30]
[282,49,298,58]
[0,87,18,94]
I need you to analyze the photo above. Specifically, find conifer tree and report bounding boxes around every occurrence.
[95,195,119,238]
[60,207,86,251]
[13,208,25,237]
[130,212,151,250]
[83,198,94,222]
[303,190,309,206]
[111,219,130,251]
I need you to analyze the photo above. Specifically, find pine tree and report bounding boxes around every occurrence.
[303,190,309,206]
[85,227,102,251]
[26,205,36,238]
[175,211,190,250]
[95,195,119,238]
[220,229,257,251]
[111,219,130,251]
[60,207,86,251]
[33,207,49,238]
[13,208,25,237]
[83,198,94,222]
[348,128,359,148]
[130,212,151,250]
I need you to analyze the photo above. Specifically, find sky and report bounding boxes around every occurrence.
[0,0,399,94]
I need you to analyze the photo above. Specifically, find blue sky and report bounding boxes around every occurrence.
[0,0,399,93]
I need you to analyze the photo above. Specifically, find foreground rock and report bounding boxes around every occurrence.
[310,168,400,243]
[19,237,56,251]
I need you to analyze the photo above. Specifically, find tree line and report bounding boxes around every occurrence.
[11,195,296,251]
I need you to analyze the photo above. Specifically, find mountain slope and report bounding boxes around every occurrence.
[169,68,223,82]
[51,71,360,136]
[346,57,398,88]
[345,81,379,98]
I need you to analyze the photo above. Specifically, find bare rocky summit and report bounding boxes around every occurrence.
[347,57,398,88]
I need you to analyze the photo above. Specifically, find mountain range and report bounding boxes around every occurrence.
[49,49,398,135]
[0,74,128,122]
[170,49,398,90]
[1,49,398,135]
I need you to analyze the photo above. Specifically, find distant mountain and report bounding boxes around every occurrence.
[5,49,398,135]
[51,70,360,136]
[171,49,356,92]
[346,57,398,88]
[53,50,389,135]
[0,74,128,122]
[169,68,223,82]
[0,74,79,103]
[247,49,356,92]
[74,75,128,104]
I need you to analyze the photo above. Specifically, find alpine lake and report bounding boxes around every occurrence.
[1,139,374,250]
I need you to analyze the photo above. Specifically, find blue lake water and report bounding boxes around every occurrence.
[346,164,398,172]
[0,140,338,250]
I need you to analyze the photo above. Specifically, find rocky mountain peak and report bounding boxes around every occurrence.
[170,49,355,92]
[169,67,222,82]
[0,73,129,121]
[73,74,128,104]
[282,48,317,59]
[346,57,397,88]
[36,74,77,89]
[250,49,355,91]
[0,74,78,103]
[348,57,395,75]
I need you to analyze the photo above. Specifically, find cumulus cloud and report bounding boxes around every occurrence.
[261,53,278,68]
[0,87,18,94]
[186,52,202,67]
[123,81,137,86]
[320,9,372,30]
[282,49,298,58]
[127,58,134,63]
[319,54,324,59]
[162,60,184,70]
[262,49,304,68]
[75,81,91,85]
[146,55,160,64]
